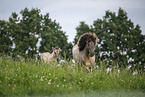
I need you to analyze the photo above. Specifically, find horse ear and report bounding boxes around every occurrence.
[95,36,98,45]
[52,47,55,50]
[93,33,96,36]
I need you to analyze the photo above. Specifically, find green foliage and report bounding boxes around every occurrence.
[39,13,68,59]
[0,20,12,54]
[73,21,90,44]
[0,7,71,59]
[0,57,144,96]
[8,8,42,58]
[74,8,145,71]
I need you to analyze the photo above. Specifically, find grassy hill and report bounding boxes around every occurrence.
[0,56,144,97]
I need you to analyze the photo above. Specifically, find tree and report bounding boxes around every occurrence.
[0,20,12,55]
[73,21,90,45]
[74,8,145,70]
[38,13,69,59]
[1,7,70,59]
[8,8,42,58]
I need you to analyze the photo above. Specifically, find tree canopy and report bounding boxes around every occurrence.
[0,8,70,59]
[74,8,145,70]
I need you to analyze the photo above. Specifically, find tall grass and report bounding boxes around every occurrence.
[0,56,144,97]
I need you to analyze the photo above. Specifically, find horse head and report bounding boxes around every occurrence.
[52,47,60,60]
[86,39,95,57]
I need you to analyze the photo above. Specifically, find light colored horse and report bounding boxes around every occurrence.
[40,47,60,63]
[72,33,98,72]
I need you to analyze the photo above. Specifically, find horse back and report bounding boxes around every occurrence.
[72,45,80,62]
[40,52,51,62]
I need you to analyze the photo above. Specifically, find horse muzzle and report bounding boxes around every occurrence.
[89,52,95,57]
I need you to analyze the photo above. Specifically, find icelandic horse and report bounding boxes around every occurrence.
[72,33,98,72]
[40,47,60,63]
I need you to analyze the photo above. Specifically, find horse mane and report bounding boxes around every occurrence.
[77,33,97,51]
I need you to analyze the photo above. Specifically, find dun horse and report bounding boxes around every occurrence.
[72,33,98,72]
[40,47,60,63]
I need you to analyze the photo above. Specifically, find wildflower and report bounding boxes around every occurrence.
[48,82,51,85]
[72,59,75,63]
[49,73,51,76]
[64,79,66,82]
[40,77,44,81]
[32,80,34,82]
[14,84,16,87]
[12,87,15,91]
[106,67,112,73]
[56,85,59,87]
[133,70,138,75]
[57,64,60,66]
[127,65,132,69]
[45,78,47,80]
[120,79,125,82]
[49,79,52,82]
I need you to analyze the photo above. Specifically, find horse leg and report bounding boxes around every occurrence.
[86,66,90,72]
[83,65,90,72]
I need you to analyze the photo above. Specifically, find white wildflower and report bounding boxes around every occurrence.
[36,75,38,78]
[72,59,75,63]
[133,70,138,75]
[40,77,44,81]
[106,67,112,73]
[127,65,132,69]
[48,82,51,85]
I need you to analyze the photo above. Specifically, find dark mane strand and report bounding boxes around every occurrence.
[78,33,97,51]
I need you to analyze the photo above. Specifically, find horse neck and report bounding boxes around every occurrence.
[51,51,54,56]
[81,47,89,58]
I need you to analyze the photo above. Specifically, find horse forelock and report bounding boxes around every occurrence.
[78,33,97,51]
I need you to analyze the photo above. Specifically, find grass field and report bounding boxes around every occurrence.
[0,56,145,97]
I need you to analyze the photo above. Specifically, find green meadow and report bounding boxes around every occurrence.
[0,56,144,97]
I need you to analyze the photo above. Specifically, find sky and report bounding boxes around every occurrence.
[0,0,145,42]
